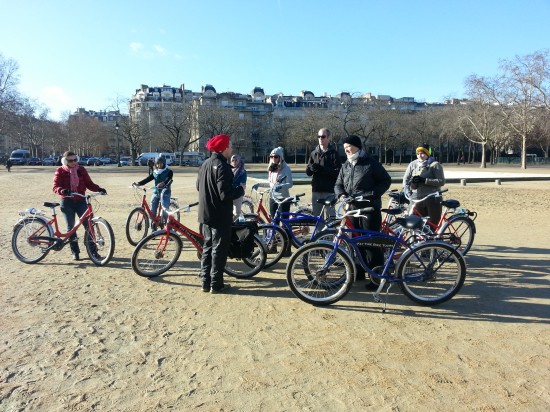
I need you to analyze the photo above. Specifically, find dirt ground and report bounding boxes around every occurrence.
[1,164,549,411]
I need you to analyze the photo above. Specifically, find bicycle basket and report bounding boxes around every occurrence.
[228,221,258,259]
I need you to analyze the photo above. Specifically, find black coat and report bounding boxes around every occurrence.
[334,152,392,209]
[196,152,244,228]
[305,144,342,193]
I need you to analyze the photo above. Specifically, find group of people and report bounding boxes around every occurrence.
[50,131,444,293]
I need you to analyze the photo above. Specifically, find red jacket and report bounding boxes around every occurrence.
[52,166,100,199]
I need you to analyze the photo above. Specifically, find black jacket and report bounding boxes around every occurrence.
[334,152,392,209]
[305,144,342,193]
[196,152,244,228]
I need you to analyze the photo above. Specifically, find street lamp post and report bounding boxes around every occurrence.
[115,122,121,167]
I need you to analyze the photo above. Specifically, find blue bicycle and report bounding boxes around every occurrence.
[285,204,467,309]
[255,190,338,268]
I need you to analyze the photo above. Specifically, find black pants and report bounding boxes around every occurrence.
[269,198,290,219]
[349,207,384,272]
[415,196,442,226]
[200,223,231,290]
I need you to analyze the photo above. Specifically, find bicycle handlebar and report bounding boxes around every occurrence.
[403,186,448,204]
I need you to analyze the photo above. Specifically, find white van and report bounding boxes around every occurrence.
[135,152,159,166]
[135,152,176,166]
[9,149,31,165]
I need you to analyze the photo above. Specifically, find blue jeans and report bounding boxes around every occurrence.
[151,189,171,222]
[60,198,88,254]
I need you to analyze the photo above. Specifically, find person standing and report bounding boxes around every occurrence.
[6,158,13,172]
[197,134,244,294]
[306,128,341,219]
[52,151,107,261]
[133,155,174,228]
[265,147,293,218]
[230,154,247,219]
[334,135,392,276]
[147,157,155,175]
[403,143,445,225]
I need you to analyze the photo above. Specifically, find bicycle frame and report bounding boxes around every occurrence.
[27,194,98,250]
[323,209,437,286]
[152,203,204,253]
[134,185,171,226]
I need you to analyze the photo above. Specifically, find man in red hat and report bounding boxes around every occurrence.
[196,134,244,294]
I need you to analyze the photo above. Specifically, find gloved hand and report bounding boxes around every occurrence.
[132,182,138,187]
[98,187,107,195]
[61,188,71,196]
[273,184,282,191]
[309,163,321,173]
[411,176,426,184]
[251,183,259,192]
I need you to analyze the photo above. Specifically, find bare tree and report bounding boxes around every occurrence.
[466,50,549,169]
[0,53,22,136]
[154,103,197,163]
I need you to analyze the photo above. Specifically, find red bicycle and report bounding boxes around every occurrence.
[12,192,115,265]
[131,200,267,279]
[125,184,180,245]
[382,189,477,255]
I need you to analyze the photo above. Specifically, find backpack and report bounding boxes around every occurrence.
[228,221,258,259]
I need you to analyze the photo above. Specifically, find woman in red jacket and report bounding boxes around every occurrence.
[52,151,107,261]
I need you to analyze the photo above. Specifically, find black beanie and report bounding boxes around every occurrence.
[343,135,362,149]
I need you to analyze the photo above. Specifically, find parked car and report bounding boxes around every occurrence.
[119,156,132,166]
[28,157,43,166]
[99,157,113,164]
[78,156,90,165]
[87,157,104,166]
[42,157,57,166]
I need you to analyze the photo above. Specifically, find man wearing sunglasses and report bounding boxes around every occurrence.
[306,128,342,219]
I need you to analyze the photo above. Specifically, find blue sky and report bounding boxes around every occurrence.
[1,0,549,120]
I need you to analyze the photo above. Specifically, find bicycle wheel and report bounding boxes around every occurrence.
[125,207,149,246]
[131,232,182,277]
[85,218,115,266]
[225,235,267,278]
[438,216,476,256]
[168,199,181,221]
[11,217,54,264]
[241,198,255,215]
[396,241,466,306]
[257,224,288,268]
[287,214,322,248]
[286,243,355,306]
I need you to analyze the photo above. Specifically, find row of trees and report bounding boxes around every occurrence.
[2,50,549,168]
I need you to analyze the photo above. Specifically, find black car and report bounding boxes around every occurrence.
[28,157,43,166]
[87,157,104,166]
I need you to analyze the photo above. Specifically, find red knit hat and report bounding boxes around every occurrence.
[206,134,230,152]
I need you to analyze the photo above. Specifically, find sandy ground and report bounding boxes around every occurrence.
[0,164,549,411]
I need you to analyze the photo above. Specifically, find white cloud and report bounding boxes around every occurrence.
[154,45,167,55]
[129,42,144,54]
[39,86,74,121]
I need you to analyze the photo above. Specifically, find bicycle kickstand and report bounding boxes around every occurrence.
[373,279,391,313]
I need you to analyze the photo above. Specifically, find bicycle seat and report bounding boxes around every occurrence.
[43,202,60,208]
[441,199,460,208]
[317,195,337,206]
[394,215,424,229]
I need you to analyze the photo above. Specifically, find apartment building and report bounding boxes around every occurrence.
[128,83,426,162]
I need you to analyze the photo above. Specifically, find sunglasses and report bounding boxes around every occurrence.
[318,135,327,139]
[270,155,280,158]
[66,158,78,162]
